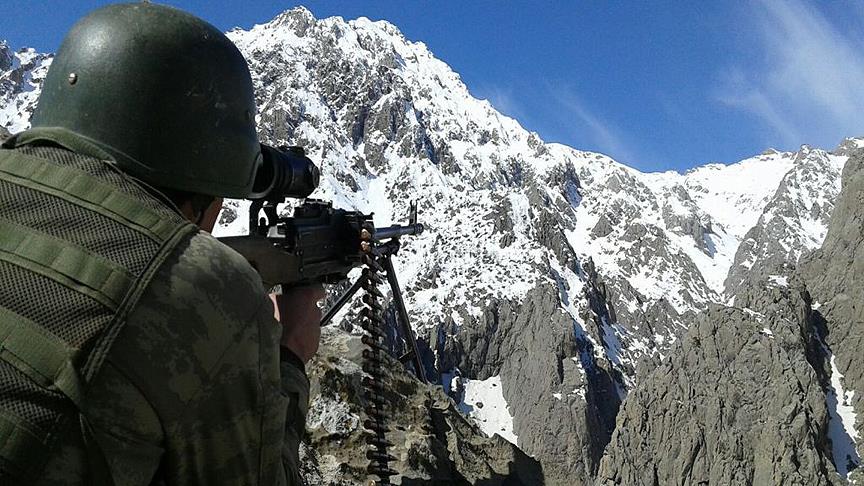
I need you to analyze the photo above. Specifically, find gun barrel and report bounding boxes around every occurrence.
[374,223,424,240]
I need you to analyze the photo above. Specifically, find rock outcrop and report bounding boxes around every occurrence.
[597,279,842,485]
[802,148,864,477]
[597,148,864,485]
[725,146,846,299]
[428,281,622,485]
[302,329,544,485]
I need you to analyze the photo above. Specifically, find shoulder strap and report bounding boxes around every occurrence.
[82,219,197,381]
[0,150,183,242]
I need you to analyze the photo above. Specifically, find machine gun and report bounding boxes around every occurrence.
[217,144,425,485]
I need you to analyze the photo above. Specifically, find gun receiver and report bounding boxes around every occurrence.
[218,199,424,288]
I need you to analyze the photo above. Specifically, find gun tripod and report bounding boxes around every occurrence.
[320,215,427,485]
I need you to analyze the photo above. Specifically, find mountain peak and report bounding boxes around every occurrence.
[833,136,864,156]
[274,6,315,22]
[347,15,405,39]
[263,6,317,34]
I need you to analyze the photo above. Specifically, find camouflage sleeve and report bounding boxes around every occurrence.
[279,349,310,483]
[83,232,309,485]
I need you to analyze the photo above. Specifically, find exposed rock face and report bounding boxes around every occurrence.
[303,329,544,485]
[430,282,622,485]
[598,148,864,485]
[597,279,842,485]
[802,148,864,475]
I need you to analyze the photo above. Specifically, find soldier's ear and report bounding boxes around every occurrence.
[198,197,224,233]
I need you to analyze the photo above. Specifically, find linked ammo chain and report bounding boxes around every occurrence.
[359,253,397,485]
[314,206,425,484]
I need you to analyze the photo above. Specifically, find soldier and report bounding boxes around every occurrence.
[0,2,320,485]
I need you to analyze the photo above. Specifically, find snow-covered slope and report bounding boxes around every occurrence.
[724,146,847,298]
[1,9,855,483]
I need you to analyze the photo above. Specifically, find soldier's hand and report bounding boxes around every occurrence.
[270,285,325,363]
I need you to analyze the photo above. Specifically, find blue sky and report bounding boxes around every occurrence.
[3,1,864,172]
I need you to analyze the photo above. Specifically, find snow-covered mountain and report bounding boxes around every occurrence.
[2,8,858,484]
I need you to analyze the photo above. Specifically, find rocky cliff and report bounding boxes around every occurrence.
[802,149,864,483]
[303,329,543,485]
[596,279,843,485]
[596,148,864,484]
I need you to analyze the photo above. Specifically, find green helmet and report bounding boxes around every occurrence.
[31,2,261,198]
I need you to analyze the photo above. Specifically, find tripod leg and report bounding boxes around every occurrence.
[381,256,428,384]
[320,276,365,327]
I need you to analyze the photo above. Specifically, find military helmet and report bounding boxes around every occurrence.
[31,2,261,198]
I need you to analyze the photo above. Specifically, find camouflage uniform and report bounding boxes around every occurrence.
[0,129,309,485]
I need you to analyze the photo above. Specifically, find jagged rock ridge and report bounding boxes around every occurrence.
[597,277,844,485]
[596,148,864,485]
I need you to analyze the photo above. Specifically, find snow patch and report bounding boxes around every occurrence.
[823,347,861,478]
[456,375,518,445]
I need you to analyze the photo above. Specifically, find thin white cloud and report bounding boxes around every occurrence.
[717,0,864,147]
[716,67,803,146]
[655,90,687,126]
[547,83,639,166]
[473,84,526,122]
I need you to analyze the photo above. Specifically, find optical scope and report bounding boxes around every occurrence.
[247,144,320,200]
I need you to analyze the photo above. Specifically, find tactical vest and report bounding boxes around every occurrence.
[0,128,197,483]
